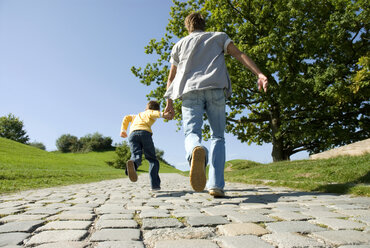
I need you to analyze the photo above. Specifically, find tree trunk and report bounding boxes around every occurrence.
[270,103,289,162]
[272,137,285,162]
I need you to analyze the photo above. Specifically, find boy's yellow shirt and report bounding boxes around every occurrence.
[121,109,162,134]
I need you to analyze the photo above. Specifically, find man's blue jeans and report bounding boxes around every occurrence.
[182,88,226,190]
[128,130,161,189]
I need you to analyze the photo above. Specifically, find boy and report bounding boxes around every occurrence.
[120,100,168,190]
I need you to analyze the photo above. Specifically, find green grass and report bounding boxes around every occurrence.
[1,137,369,197]
[224,154,370,196]
[0,137,181,194]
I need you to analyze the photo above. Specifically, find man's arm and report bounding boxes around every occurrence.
[164,64,177,119]
[227,42,268,92]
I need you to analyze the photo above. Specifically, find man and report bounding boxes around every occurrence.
[164,12,268,198]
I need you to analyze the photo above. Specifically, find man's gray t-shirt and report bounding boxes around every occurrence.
[164,31,232,100]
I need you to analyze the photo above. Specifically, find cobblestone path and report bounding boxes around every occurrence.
[0,173,369,247]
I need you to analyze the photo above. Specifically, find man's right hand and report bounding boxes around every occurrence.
[164,99,175,120]
[258,73,268,92]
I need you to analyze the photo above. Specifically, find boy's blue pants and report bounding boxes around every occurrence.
[128,130,161,189]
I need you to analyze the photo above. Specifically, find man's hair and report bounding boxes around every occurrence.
[185,12,205,33]
[147,100,160,111]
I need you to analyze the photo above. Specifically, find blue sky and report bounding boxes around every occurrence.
[0,0,308,171]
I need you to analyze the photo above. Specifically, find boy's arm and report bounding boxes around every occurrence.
[147,110,171,120]
[148,110,164,119]
[120,115,133,138]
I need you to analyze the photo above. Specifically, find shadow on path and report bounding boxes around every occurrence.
[314,170,370,195]
[153,187,340,204]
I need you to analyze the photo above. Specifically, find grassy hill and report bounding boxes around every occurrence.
[1,137,369,196]
[0,137,181,194]
[224,154,370,196]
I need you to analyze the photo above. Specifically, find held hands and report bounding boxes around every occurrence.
[257,73,268,92]
[120,131,127,138]
[162,111,173,120]
[163,100,175,120]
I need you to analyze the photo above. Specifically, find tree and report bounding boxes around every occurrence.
[131,0,369,161]
[155,148,165,161]
[79,132,113,152]
[56,132,113,153]
[29,141,46,150]
[155,147,172,166]
[0,113,29,144]
[56,134,80,153]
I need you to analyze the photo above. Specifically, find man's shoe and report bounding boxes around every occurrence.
[208,188,225,198]
[151,187,161,191]
[126,160,138,182]
[190,146,206,192]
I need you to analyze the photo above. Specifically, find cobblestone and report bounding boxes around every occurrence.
[217,223,270,236]
[141,217,184,230]
[89,229,141,242]
[0,220,44,233]
[155,239,219,248]
[187,215,229,227]
[0,232,30,246]
[25,230,88,245]
[95,219,138,229]
[216,235,275,248]
[36,220,92,231]
[265,221,327,233]
[0,173,369,247]
[309,217,367,230]
[310,230,370,246]
[262,232,326,248]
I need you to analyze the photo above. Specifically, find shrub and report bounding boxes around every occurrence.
[0,113,29,144]
[29,141,46,150]
[106,141,131,170]
[56,132,113,153]
[155,148,164,161]
[155,147,172,166]
[80,132,113,152]
[56,134,80,153]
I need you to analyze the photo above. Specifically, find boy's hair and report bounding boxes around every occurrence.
[185,12,205,33]
[147,100,160,111]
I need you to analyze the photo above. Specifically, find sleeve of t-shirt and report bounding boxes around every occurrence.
[223,33,232,55]
[121,115,134,131]
[170,44,179,66]
[148,110,161,119]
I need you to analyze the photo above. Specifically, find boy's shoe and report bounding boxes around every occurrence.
[190,146,206,192]
[208,188,225,198]
[151,187,161,191]
[126,160,138,182]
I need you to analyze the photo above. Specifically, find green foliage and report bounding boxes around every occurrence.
[106,141,131,169]
[351,54,370,95]
[156,148,165,160]
[131,0,369,161]
[56,134,80,153]
[0,113,29,144]
[29,141,46,150]
[79,132,113,152]
[56,132,113,153]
